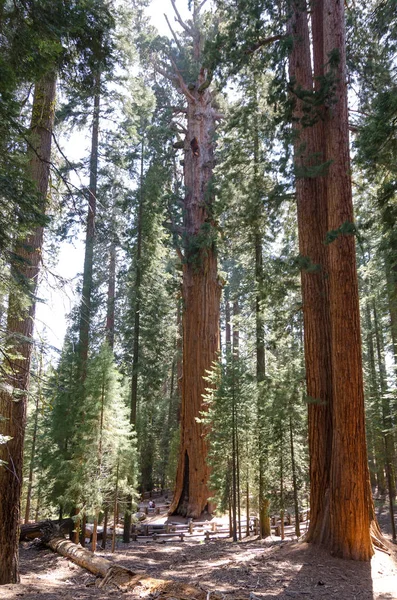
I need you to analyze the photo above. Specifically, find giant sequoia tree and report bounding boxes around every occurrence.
[289,0,378,559]
[160,0,222,518]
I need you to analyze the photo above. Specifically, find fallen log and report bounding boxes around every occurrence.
[36,523,223,598]
[46,537,118,578]
[20,518,74,541]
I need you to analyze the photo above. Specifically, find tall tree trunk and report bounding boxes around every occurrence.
[168,15,221,516]
[323,0,374,559]
[0,72,56,584]
[365,301,384,494]
[124,136,144,543]
[233,301,242,540]
[101,507,109,550]
[130,136,144,428]
[288,0,333,547]
[106,230,116,350]
[385,262,397,371]
[255,232,270,538]
[111,461,119,554]
[24,349,43,524]
[280,432,285,541]
[78,76,100,383]
[373,302,396,539]
[289,413,300,537]
[290,0,378,559]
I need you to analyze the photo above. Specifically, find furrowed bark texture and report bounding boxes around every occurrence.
[169,72,221,518]
[288,0,333,547]
[289,0,376,559]
[0,72,56,584]
[323,0,373,560]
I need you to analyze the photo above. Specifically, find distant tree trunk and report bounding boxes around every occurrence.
[130,136,144,428]
[373,302,396,539]
[0,71,56,585]
[246,476,250,537]
[106,231,116,350]
[78,75,100,383]
[168,9,221,517]
[289,413,300,537]
[111,461,119,554]
[101,507,108,550]
[252,108,271,535]
[280,432,285,540]
[92,510,99,552]
[255,231,270,539]
[24,348,43,524]
[233,301,242,540]
[75,76,100,545]
[124,136,144,543]
[80,512,87,548]
[385,261,397,374]
[231,381,238,542]
[364,301,382,493]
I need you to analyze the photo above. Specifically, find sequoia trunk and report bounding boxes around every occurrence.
[323,0,373,560]
[0,72,56,584]
[288,0,333,545]
[168,69,221,517]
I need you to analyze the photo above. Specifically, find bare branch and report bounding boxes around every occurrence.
[199,0,209,11]
[164,13,183,53]
[155,63,178,83]
[170,0,193,34]
[349,124,360,134]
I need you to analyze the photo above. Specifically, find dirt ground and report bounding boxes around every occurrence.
[1,505,396,600]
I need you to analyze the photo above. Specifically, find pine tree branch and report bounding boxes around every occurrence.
[245,34,283,54]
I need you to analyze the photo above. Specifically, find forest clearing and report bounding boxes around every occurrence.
[2,502,397,600]
[1,0,397,595]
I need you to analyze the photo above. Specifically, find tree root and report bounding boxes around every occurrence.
[370,521,390,555]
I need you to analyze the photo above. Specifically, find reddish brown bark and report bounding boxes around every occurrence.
[288,0,333,546]
[168,9,221,517]
[0,72,56,584]
[289,0,377,559]
[323,0,373,560]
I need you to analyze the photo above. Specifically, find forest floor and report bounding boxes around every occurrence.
[1,503,397,600]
